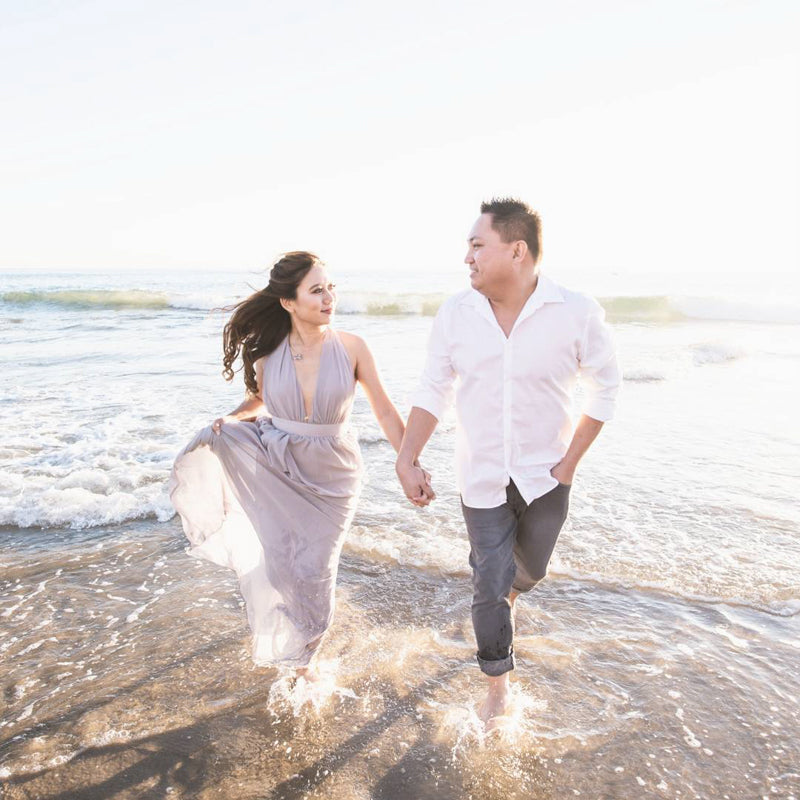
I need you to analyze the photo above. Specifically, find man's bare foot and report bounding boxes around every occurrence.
[479,673,512,732]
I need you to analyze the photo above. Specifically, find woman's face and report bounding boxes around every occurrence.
[285,263,336,326]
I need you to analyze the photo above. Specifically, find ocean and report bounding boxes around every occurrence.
[1,267,798,799]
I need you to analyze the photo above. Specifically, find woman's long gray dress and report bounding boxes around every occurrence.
[169,329,362,666]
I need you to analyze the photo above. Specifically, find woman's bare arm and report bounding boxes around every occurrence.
[345,333,434,505]
[350,335,405,452]
[212,358,268,433]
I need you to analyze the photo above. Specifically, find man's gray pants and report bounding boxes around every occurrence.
[461,479,571,677]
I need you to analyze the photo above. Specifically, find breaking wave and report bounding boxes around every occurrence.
[2,289,172,310]
[3,288,798,324]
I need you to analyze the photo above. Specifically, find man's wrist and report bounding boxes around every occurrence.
[552,459,578,480]
[396,448,417,468]
[558,455,579,471]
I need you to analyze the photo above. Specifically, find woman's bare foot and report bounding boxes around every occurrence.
[479,673,512,732]
[295,662,321,683]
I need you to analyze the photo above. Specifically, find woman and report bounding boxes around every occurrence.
[170,251,430,679]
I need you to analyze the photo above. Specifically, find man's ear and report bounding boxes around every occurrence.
[512,240,529,262]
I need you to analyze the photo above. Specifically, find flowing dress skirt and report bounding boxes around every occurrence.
[169,417,362,666]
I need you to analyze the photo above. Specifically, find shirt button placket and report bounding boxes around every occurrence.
[503,337,512,472]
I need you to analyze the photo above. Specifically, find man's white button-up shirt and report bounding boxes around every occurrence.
[410,275,621,508]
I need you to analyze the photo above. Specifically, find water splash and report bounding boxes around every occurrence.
[435,683,548,760]
[267,659,358,717]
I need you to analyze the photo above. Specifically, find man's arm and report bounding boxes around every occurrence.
[396,304,456,506]
[578,300,621,422]
[550,414,603,485]
[552,299,621,484]
[396,407,439,506]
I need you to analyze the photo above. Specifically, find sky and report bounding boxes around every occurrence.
[1,0,798,294]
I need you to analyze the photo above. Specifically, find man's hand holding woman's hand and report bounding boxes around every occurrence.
[396,461,435,507]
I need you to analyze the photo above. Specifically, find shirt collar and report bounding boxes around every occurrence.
[463,273,564,329]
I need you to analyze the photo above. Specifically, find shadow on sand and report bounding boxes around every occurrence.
[5,662,537,800]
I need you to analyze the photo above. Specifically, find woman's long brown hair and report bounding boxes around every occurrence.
[221,251,320,396]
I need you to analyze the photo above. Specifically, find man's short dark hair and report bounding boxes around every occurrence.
[480,198,542,265]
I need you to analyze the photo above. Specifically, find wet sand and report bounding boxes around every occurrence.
[2,520,798,799]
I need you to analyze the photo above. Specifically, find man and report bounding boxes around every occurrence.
[396,198,621,729]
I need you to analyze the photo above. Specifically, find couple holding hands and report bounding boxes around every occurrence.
[170,197,621,729]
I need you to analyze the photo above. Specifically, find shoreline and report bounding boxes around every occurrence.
[2,516,797,620]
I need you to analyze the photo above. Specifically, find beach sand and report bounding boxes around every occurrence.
[2,520,798,800]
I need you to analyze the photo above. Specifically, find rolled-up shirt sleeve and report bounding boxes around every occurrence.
[578,302,621,422]
[409,304,456,421]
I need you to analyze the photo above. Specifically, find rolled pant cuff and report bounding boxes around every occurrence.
[476,650,515,676]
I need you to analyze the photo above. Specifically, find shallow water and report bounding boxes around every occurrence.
[1,520,798,798]
[1,269,799,798]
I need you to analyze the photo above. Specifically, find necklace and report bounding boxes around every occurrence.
[288,332,324,361]
[287,335,304,361]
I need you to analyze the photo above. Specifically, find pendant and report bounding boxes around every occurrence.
[292,353,303,361]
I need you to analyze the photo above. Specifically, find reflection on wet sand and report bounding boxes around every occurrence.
[2,522,798,799]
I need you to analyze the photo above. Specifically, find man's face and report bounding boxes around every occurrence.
[464,214,515,295]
